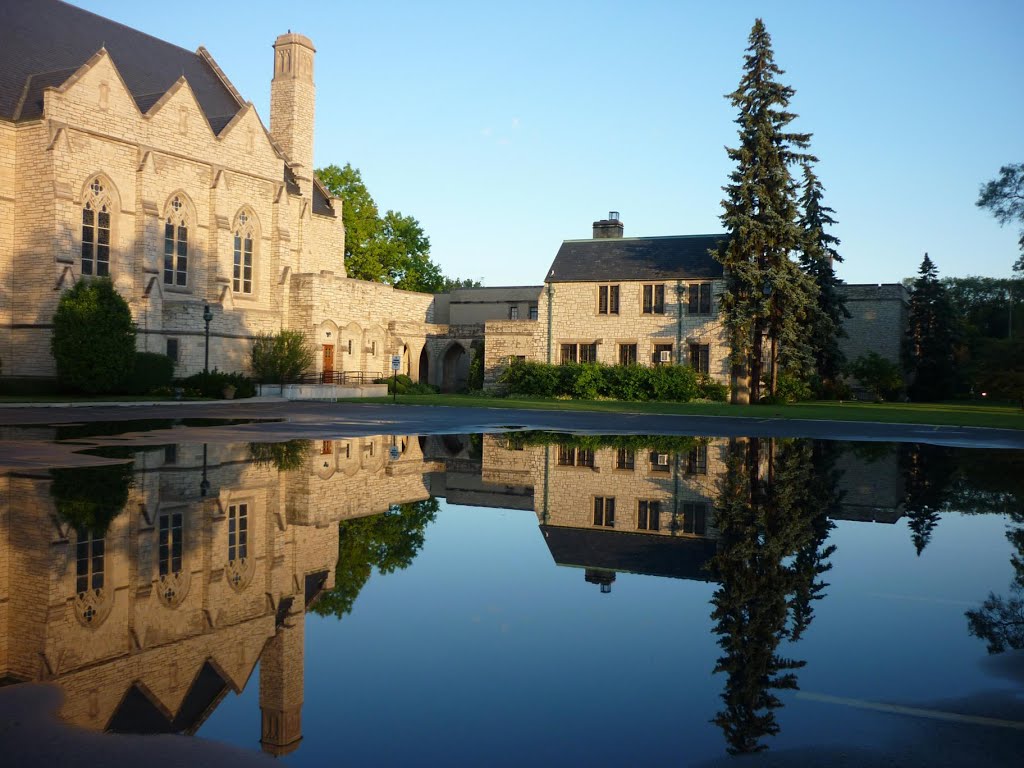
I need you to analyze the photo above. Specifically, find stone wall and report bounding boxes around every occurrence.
[838,283,908,367]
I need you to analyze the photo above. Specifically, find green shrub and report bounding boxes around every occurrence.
[498,359,711,402]
[467,343,484,390]
[846,352,904,401]
[376,374,438,395]
[124,352,174,395]
[251,329,315,383]
[697,374,729,402]
[178,368,256,399]
[250,440,312,471]
[771,371,814,403]
[51,278,136,394]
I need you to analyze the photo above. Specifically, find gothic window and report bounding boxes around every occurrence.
[233,210,255,294]
[157,511,189,607]
[163,195,189,287]
[81,178,112,277]
[74,528,112,627]
[226,503,253,590]
[76,530,104,596]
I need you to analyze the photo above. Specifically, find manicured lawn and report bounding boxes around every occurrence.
[342,393,1024,430]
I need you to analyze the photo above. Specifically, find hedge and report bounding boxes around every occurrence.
[498,360,728,402]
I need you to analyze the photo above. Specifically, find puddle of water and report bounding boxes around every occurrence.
[0,430,1022,765]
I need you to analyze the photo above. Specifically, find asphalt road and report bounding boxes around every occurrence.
[0,400,1022,452]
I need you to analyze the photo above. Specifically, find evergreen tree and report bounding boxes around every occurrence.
[715,19,815,402]
[797,164,850,389]
[906,253,959,400]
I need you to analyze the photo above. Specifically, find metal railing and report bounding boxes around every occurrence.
[293,370,385,386]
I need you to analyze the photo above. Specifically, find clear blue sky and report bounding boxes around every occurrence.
[74,0,1023,287]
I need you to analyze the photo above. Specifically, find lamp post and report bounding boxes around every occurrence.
[199,443,210,497]
[202,304,213,373]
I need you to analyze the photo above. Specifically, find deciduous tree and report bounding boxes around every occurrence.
[976,162,1024,273]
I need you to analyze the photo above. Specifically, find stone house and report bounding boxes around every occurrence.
[0,0,462,387]
[484,213,731,387]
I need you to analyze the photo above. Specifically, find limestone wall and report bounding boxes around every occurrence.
[838,283,908,367]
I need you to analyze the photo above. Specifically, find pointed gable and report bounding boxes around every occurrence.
[0,0,242,124]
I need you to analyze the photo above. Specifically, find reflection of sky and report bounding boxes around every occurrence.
[199,503,1017,765]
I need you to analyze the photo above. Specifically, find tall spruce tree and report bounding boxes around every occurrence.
[797,164,849,389]
[906,253,959,400]
[716,19,815,403]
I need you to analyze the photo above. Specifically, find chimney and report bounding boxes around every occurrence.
[270,32,316,189]
[592,211,623,239]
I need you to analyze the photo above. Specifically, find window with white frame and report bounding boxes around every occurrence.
[163,195,189,286]
[232,211,255,294]
[81,178,112,277]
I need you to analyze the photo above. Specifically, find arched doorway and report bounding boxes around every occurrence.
[418,347,430,385]
[441,343,468,392]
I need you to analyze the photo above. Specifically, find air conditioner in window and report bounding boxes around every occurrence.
[659,350,672,363]
[656,453,669,466]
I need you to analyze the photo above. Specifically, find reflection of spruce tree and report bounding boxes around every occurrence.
[709,438,837,754]
[312,498,438,619]
[900,444,956,556]
[787,441,840,641]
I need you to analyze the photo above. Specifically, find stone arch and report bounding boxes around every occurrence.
[364,324,387,375]
[339,321,363,373]
[441,341,469,392]
[418,345,430,385]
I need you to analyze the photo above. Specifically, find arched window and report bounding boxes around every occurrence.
[232,210,256,295]
[74,527,111,627]
[226,502,253,590]
[157,511,189,607]
[163,195,189,287]
[81,177,113,277]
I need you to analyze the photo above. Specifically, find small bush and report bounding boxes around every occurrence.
[178,368,256,399]
[124,352,174,395]
[52,278,136,394]
[376,374,438,395]
[251,329,315,383]
[770,371,813,403]
[846,352,904,401]
[697,374,729,402]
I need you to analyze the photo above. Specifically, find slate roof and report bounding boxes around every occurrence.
[545,234,727,283]
[540,525,719,582]
[1,0,338,217]
[0,0,244,126]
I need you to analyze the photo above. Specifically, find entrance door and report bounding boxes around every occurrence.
[322,344,335,383]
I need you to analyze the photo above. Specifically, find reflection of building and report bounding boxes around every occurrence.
[0,433,437,752]
[481,435,725,590]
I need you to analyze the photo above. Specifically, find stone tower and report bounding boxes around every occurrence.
[270,32,316,192]
[259,605,305,756]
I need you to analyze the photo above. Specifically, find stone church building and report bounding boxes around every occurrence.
[0,0,464,386]
[0,1,907,398]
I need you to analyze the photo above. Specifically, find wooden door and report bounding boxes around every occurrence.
[322,344,335,380]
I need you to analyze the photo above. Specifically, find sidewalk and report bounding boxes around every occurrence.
[0,396,288,409]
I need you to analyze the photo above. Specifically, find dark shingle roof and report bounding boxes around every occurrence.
[0,0,242,128]
[545,234,726,283]
[540,525,719,582]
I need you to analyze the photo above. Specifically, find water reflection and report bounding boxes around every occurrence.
[0,429,1020,761]
[707,438,838,754]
